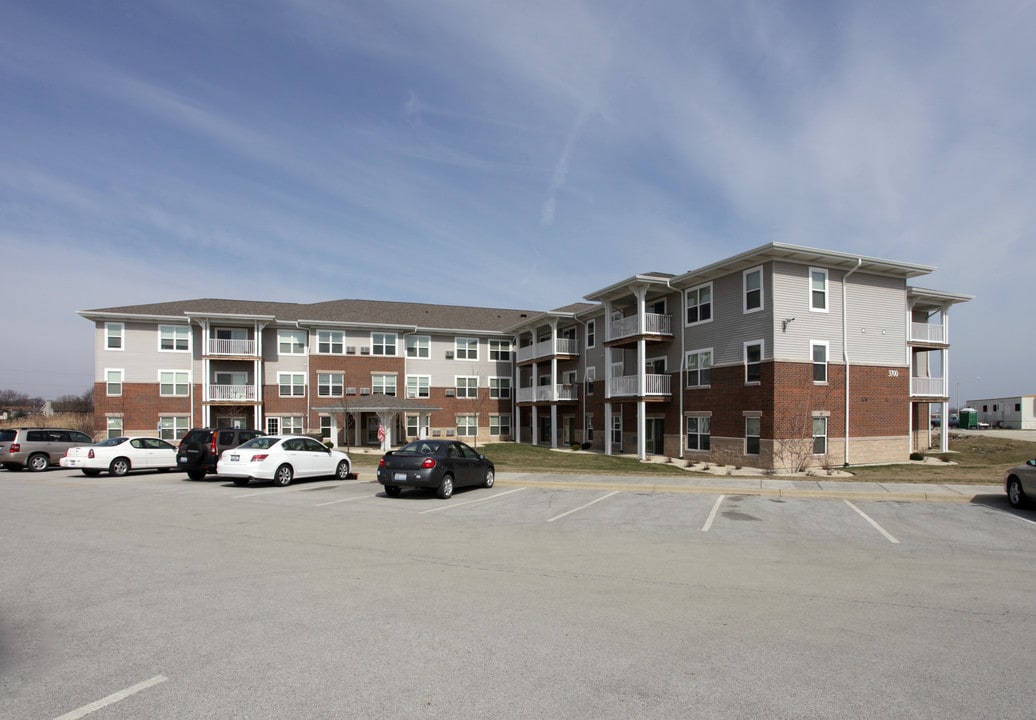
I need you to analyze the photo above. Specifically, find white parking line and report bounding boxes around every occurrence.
[54,674,167,720]
[231,481,342,499]
[701,495,726,532]
[547,491,620,523]
[844,500,900,544]
[420,487,527,514]
[316,494,376,507]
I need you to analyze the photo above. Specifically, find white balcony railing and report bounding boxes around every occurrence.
[608,374,671,397]
[517,384,580,403]
[207,338,257,356]
[910,322,946,344]
[208,384,257,401]
[516,337,580,364]
[911,377,947,397]
[609,313,673,342]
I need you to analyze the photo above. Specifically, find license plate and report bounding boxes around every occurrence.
[231,454,240,462]
[179,457,187,463]
[393,472,407,481]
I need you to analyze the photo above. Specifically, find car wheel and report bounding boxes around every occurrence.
[384,485,401,497]
[232,478,250,487]
[1007,477,1026,508]
[82,469,101,477]
[274,464,294,487]
[109,457,130,476]
[437,474,454,499]
[27,453,49,472]
[187,470,206,481]
[482,468,495,488]
[335,460,351,480]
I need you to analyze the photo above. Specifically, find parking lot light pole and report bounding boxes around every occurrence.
[956,377,981,416]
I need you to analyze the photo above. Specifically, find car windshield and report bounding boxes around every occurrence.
[97,437,128,446]
[239,437,280,450]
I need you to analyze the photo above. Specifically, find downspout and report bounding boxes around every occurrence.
[842,258,863,466]
[667,280,685,458]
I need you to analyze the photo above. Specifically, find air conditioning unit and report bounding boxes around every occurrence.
[445,350,454,359]
[445,429,455,436]
[346,346,356,354]
[360,347,370,355]
[445,388,455,396]
[346,387,356,395]
[432,430,442,437]
[360,388,371,395]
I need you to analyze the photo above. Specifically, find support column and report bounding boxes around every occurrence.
[604,403,613,456]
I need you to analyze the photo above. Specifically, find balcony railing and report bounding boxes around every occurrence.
[910,322,947,344]
[517,384,579,403]
[207,338,257,356]
[911,377,947,397]
[515,337,580,364]
[208,384,257,401]
[609,313,673,342]
[608,374,671,398]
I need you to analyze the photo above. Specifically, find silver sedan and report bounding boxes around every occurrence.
[1004,459,1036,508]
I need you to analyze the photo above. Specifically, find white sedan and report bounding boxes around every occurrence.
[216,435,352,487]
[61,436,178,476]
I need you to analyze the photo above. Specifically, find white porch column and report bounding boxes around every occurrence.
[635,286,648,461]
[531,405,539,445]
[604,403,613,456]
[550,405,558,449]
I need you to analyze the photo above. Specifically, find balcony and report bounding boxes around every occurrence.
[516,337,580,364]
[517,384,580,404]
[206,338,257,357]
[608,374,671,398]
[608,313,673,344]
[911,377,947,398]
[207,384,257,402]
[910,322,947,345]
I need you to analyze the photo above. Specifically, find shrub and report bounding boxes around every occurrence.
[581,442,592,450]
[909,451,925,461]
[571,443,581,451]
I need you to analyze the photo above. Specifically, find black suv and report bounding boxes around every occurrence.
[177,428,264,480]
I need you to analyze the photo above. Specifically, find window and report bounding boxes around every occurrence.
[456,376,478,399]
[406,375,430,398]
[489,340,511,361]
[745,416,761,455]
[159,370,189,397]
[372,332,397,356]
[266,417,280,435]
[406,335,430,358]
[490,414,511,436]
[317,330,344,354]
[372,374,397,396]
[686,349,712,387]
[278,373,306,397]
[812,341,829,383]
[455,337,478,360]
[585,414,594,441]
[158,416,190,441]
[106,369,123,397]
[106,416,123,439]
[318,373,344,397]
[585,366,596,395]
[106,322,124,350]
[686,416,711,451]
[586,320,596,349]
[320,416,333,441]
[686,284,713,325]
[489,377,511,399]
[405,415,420,438]
[745,341,763,383]
[810,268,829,312]
[159,325,189,351]
[813,416,828,455]
[282,416,304,434]
[278,330,306,355]
[457,415,477,437]
[744,266,763,313]
[611,415,623,447]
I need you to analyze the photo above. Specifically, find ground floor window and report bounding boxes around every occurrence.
[745,416,761,455]
[813,416,828,455]
[611,415,622,448]
[106,416,123,439]
[273,416,304,435]
[585,414,594,441]
[266,417,280,435]
[490,414,510,436]
[686,416,711,451]
[457,414,477,437]
[159,415,190,441]
[320,416,333,441]
[406,415,420,438]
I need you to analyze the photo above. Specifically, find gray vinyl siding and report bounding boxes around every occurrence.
[844,272,908,366]
[95,320,192,383]
[683,267,774,367]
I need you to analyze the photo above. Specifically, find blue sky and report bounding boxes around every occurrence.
[2,0,1033,402]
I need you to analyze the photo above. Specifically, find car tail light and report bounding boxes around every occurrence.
[88,449,95,459]
[250,454,268,462]
[378,458,386,467]
[9,443,19,452]
[421,457,436,469]
[209,433,219,457]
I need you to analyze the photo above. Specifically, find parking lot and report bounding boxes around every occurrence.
[3,468,1036,719]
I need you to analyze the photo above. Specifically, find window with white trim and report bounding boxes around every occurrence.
[586,320,596,349]
[686,349,712,388]
[490,414,511,436]
[106,416,123,439]
[686,416,711,451]
[318,373,344,397]
[810,268,829,312]
[106,322,124,350]
[813,416,828,455]
[159,325,189,352]
[585,366,596,395]
[745,416,761,455]
[611,414,622,447]
[278,372,306,397]
[489,339,511,361]
[372,374,397,396]
[455,337,478,360]
[585,413,594,441]
[489,377,511,399]
[456,376,478,399]
[281,416,304,434]
[158,416,190,441]
[406,375,430,398]
[266,417,280,435]
[372,332,397,356]
[406,414,420,438]
[406,335,430,358]
[317,330,345,354]
[278,329,306,355]
[745,340,763,383]
[457,414,477,437]
[686,284,713,325]
[159,370,189,397]
[812,341,829,383]
[106,369,123,397]
[320,416,333,441]
[743,266,763,313]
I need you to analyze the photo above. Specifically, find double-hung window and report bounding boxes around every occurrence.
[372,332,397,356]
[812,341,829,383]
[743,267,763,313]
[106,369,123,397]
[159,370,189,397]
[489,377,511,399]
[585,366,596,395]
[490,414,511,436]
[686,416,711,451]
[457,415,477,437]
[106,322,124,350]
[813,416,828,455]
[159,416,190,441]
[489,340,511,361]
[586,320,596,349]
[372,374,397,396]
[686,284,713,325]
[456,376,478,399]
[317,330,344,354]
[106,416,123,439]
[278,330,306,355]
[278,373,306,397]
[406,375,430,398]
[159,325,189,352]
[406,335,430,358]
[744,341,763,384]
[455,337,478,360]
[686,349,712,388]
[745,416,761,455]
[318,373,344,397]
[810,268,829,312]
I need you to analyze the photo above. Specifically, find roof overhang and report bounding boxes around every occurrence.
[77,310,191,323]
[583,274,676,304]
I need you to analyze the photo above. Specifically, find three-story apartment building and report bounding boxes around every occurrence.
[81,244,971,470]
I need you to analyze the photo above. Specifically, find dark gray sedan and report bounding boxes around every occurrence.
[377,440,495,499]
[1005,459,1036,508]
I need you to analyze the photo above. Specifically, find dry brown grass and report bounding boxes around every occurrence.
[0,412,97,436]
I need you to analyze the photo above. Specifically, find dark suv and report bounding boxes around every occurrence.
[176,428,264,480]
